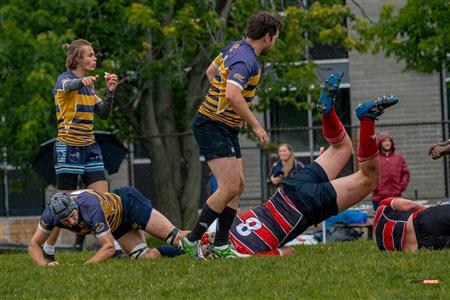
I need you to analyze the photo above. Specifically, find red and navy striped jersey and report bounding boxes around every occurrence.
[198,39,261,128]
[373,197,413,251]
[229,189,307,255]
[54,70,99,146]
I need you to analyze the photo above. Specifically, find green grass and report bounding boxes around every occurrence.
[0,241,448,299]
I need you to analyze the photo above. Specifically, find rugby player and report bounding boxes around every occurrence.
[181,11,282,259]
[28,187,187,265]
[44,39,121,260]
[200,72,399,257]
[373,197,450,251]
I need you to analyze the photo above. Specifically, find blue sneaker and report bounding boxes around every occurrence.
[356,95,399,120]
[316,72,343,115]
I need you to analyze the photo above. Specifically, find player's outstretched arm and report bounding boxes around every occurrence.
[85,232,115,264]
[391,198,426,212]
[428,140,450,159]
[28,227,55,266]
[205,63,218,84]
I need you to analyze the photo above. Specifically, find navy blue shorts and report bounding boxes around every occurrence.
[413,205,450,250]
[112,187,153,239]
[281,162,338,225]
[192,113,241,161]
[54,140,105,189]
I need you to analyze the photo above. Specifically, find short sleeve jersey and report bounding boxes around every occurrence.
[198,39,261,127]
[39,190,123,238]
[54,71,100,146]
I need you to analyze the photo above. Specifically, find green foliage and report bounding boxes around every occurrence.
[0,0,365,168]
[357,0,450,73]
[1,241,449,298]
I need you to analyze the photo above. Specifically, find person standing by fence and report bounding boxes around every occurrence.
[371,132,410,211]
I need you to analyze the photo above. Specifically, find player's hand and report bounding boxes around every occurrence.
[428,145,443,160]
[82,75,99,88]
[47,261,60,266]
[271,176,282,185]
[253,125,269,145]
[105,73,118,92]
[393,198,425,212]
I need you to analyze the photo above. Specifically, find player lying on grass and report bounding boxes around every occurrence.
[373,197,450,251]
[199,72,399,257]
[28,187,187,265]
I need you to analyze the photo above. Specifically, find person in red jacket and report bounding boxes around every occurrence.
[371,132,410,211]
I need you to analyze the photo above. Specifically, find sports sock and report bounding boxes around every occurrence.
[43,242,55,255]
[213,206,237,247]
[322,107,345,145]
[156,246,183,258]
[114,240,122,251]
[357,118,378,162]
[187,203,220,242]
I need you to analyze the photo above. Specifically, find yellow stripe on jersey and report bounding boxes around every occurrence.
[198,40,261,128]
[55,89,96,146]
[85,190,123,233]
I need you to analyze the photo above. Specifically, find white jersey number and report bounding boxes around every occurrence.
[236,217,262,237]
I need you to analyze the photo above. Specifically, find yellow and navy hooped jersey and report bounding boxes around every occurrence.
[39,189,123,238]
[54,70,98,146]
[198,39,261,127]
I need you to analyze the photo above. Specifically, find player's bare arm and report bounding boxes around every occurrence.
[28,228,57,266]
[428,140,450,159]
[85,232,116,264]
[226,83,269,144]
[391,198,425,212]
[205,63,218,84]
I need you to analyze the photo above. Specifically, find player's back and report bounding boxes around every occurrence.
[229,189,309,255]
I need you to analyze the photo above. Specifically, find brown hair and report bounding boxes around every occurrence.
[63,39,92,70]
[279,143,295,176]
[246,11,282,40]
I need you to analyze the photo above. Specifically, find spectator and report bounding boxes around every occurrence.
[269,143,304,186]
[371,132,410,211]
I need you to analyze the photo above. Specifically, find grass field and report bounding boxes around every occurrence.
[0,240,448,299]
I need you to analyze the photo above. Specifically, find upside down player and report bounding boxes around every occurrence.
[373,197,450,251]
[28,187,187,265]
[201,72,399,257]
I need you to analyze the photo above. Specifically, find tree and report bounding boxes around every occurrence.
[355,0,450,73]
[0,0,363,227]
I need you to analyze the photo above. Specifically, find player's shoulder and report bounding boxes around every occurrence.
[71,190,101,205]
[57,70,76,81]
[224,40,257,62]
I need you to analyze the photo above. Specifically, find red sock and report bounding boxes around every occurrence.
[322,107,345,145]
[358,118,379,162]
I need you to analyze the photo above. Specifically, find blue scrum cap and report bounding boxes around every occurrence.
[48,192,78,219]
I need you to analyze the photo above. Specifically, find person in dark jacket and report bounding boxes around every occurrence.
[269,143,304,186]
[371,132,410,211]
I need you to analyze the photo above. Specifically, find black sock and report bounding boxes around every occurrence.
[187,203,220,242]
[213,206,237,247]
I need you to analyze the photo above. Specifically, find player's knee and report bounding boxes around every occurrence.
[139,248,160,260]
[221,182,242,199]
[362,174,378,191]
